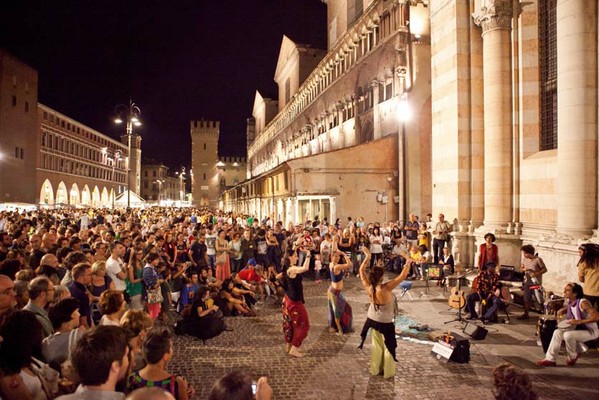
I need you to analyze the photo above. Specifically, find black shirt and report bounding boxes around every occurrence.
[282,270,304,303]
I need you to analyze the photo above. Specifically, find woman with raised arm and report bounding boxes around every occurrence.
[327,251,353,334]
[358,247,411,379]
[277,249,311,358]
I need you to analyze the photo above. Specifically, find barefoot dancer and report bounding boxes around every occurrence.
[327,251,353,334]
[277,249,310,358]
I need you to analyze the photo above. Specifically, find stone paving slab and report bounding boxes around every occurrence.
[168,276,598,399]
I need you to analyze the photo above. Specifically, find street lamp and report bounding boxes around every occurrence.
[175,167,186,207]
[397,94,411,222]
[114,99,142,210]
[155,179,164,204]
[109,150,122,209]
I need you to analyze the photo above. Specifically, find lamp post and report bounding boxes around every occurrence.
[397,94,411,222]
[175,167,186,207]
[109,150,121,209]
[155,179,164,204]
[114,99,141,210]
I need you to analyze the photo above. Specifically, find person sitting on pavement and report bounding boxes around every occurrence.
[492,364,538,400]
[518,245,548,320]
[207,371,272,400]
[465,263,499,320]
[120,310,154,373]
[176,286,226,342]
[219,279,255,317]
[537,282,599,367]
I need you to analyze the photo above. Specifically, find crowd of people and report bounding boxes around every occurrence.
[0,206,597,399]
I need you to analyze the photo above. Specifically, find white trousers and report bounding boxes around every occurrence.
[546,327,599,361]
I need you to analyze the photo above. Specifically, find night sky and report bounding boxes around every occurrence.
[0,0,327,169]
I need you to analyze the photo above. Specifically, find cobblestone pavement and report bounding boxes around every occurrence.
[168,276,599,399]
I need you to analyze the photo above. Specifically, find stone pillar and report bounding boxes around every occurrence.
[473,0,513,229]
[556,0,598,237]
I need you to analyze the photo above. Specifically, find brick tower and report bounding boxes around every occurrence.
[190,120,220,206]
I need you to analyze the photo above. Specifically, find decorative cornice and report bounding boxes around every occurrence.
[472,0,513,34]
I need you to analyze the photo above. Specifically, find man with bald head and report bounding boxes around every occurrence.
[0,274,16,328]
[37,253,60,284]
[23,276,55,337]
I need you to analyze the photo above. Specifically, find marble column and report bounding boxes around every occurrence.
[473,0,513,229]
[556,0,598,237]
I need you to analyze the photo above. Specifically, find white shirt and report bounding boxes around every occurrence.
[106,256,126,291]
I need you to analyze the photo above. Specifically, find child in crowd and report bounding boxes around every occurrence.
[314,254,323,283]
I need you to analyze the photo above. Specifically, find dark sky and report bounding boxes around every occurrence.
[0,0,327,169]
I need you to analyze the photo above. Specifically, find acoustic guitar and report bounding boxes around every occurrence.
[448,286,466,309]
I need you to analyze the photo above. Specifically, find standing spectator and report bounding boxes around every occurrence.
[43,298,83,371]
[205,227,217,271]
[99,290,126,326]
[369,226,384,267]
[0,274,16,327]
[577,243,599,309]
[56,326,129,400]
[143,253,163,321]
[0,311,50,400]
[68,263,93,328]
[127,328,193,399]
[404,214,420,247]
[478,233,499,270]
[37,254,60,285]
[90,261,115,325]
[215,230,231,281]
[229,232,243,273]
[127,248,145,311]
[518,245,548,320]
[106,241,128,292]
[23,276,55,338]
[432,214,452,264]
[239,228,255,268]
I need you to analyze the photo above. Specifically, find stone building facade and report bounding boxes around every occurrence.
[0,50,39,204]
[0,50,139,208]
[223,0,431,225]
[223,0,599,292]
[190,120,246,207]
[429,0,598,291]
[38,104,129,208]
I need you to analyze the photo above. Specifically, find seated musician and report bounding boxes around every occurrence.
[537,282,599,367]
[518,245,548,320]
[466,263,499,320]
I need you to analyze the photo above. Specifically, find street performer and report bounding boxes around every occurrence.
[465,263,499,321]
[358,247,411,379]
[277,249,311,358]
[537,282,599,367]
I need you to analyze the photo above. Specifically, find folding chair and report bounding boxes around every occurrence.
[398,280,414,300]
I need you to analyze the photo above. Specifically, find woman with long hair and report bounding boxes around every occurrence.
[142,253,163,321]
[127,248,145,310]
[89,260,115,325]
[578,243,599,309]
[327,251,353,334]
[358,247,411,379]
[277,249,311,358]
[215,229,231,281]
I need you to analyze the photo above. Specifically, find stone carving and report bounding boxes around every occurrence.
[472,0,513,32]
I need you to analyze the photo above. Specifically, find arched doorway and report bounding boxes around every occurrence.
[101,187,109,207]
[81,185,91,206]
[39,180,54,206]
[92,186,101,207]
[56,182,68,205]
[70,183,80,206]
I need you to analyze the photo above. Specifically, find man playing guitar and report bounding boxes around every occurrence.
[466,263,500,321]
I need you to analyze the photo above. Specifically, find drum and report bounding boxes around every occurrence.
[557,319,575,331]
[537,316,557,353]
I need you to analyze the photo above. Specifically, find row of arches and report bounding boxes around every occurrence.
[39,179,117,207]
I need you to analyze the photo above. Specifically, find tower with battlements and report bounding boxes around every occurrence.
[190,120,220,206]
